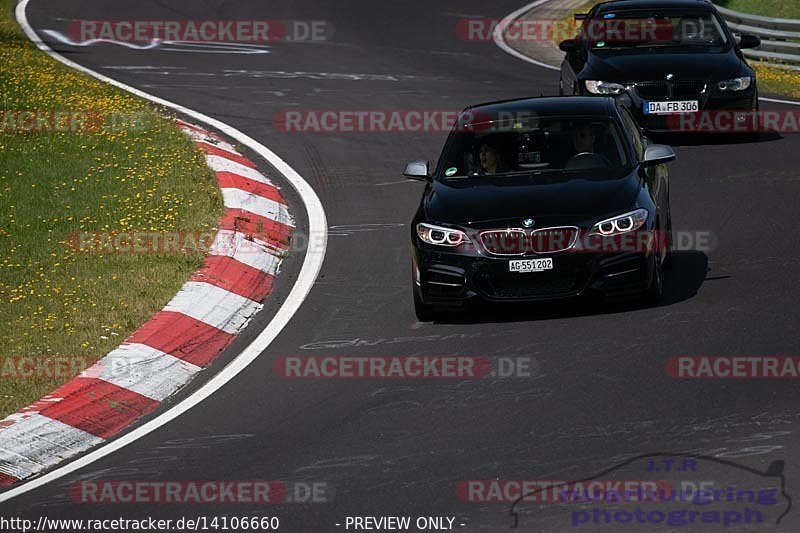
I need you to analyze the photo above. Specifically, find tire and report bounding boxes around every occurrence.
[663,210,674,270]
[644,252,664,304]
[741,99,760,142]
[413,287,437,322]
[663,248,673,270]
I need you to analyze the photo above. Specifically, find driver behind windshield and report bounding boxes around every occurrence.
[571,121,596,155]
[566,121,615,170]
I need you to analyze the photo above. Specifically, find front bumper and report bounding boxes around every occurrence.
[582,81,758,133]
[412,245,655,305]
[624,83,758,133]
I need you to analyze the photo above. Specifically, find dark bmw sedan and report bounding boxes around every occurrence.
[558,0,760,132]
[406,97,675,321]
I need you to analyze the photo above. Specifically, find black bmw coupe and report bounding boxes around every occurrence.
[558,0,760,132]
[406,96,675,321]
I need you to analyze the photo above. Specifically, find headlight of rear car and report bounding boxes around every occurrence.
[717,76,752,91]
[590,209,648,236]
[585,80,626,95]
[416,223,469,247]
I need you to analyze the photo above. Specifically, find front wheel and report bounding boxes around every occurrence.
[663,211,674,270]
[643,253,664,304]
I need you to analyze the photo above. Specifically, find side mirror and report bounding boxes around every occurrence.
[559,39,578,53]
[574,13,588,20]
[641,144,675,167]
[738,34,761,49]
[403,160,430,181]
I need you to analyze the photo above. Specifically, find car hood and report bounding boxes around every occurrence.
[584,49,744,82]
[424,172,641,228]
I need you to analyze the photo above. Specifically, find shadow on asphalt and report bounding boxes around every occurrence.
[433,251,709,325]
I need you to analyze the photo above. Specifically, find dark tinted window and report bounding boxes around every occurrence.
[618,107,644,160]
[584,9,728,51]
[437,116,630,180]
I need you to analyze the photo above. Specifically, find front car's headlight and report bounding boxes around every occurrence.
[416,223,469,246]
[585,80,626,95]
[591,209,648,236]
[717,76,752,91]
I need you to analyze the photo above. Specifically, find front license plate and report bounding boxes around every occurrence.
[643,100,699,115]
[509,258,553,273]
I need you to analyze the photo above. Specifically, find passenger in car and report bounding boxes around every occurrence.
[476,142,508,175]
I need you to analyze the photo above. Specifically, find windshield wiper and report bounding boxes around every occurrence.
[444,167,617,180]
[638,42,718,49]
[596,41,715,50]
[444,169,550,180]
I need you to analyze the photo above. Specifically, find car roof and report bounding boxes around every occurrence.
[593,0,715,13]
[461,96,616,121]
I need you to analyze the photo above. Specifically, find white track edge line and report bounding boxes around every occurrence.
[2,0,327,502]
[493,0,800,106]
[760,96,800,106]
[493,0,561,72]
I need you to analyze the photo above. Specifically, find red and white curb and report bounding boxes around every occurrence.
[0,119,293,486]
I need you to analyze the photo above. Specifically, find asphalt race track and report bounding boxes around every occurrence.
[6,0,800,531]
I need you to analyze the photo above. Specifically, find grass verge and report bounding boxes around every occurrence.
[0,0,223,417]
[754,64,800,99]
[715,0,800,20]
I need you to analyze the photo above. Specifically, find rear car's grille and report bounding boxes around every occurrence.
[635,81,706,99]
[480,227,579,256]
[474,271,584,299]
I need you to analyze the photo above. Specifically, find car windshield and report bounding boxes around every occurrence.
[437,116,630,180]
[584,9,729,50]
